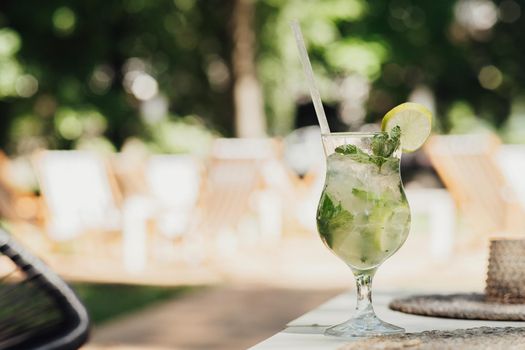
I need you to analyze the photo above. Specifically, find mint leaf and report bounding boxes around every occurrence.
[334,126,401,171]
[335,144,367,158]
[317,194,353,247]
[390,125,401,145]
[335,144,370,164]
[335,144,358,155]
[368,126,401,170]
[385,126,401,156]
[369,155,387,169]
[352,188,380,202]
[371,132,389,156]
[351,188,367,198]
[371,126,401,158]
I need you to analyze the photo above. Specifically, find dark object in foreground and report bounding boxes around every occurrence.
[389,293,525,321]
[339,327,525,350]
[0,228,90,349]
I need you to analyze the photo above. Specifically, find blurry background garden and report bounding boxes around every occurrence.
[1,0,525,349]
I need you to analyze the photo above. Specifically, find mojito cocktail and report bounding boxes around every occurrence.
[317,126,411,337]
[290,20,432,337]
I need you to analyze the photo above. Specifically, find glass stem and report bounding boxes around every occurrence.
[354,269,376,318]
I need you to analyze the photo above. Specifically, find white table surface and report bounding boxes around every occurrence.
[250,292,525,349]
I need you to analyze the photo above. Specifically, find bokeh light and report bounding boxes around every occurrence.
[89,65,114,95]
[206,55,230,92]
[54,108,108,141]
[339,74,369,126]
[52,7,77,36]
[454,0,498,33]
[498,0,521,23]
[0,60,22,97]
[140,94,169,125]
[478,65,503,90]
[131,73,158,101]
[55,109,83,140]
[174,0,196,11]
[0,28,21,57]
[15,74,38,98]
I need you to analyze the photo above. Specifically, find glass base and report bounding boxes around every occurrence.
[324,313,405,338]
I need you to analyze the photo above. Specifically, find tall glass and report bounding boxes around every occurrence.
[316,132,411,337]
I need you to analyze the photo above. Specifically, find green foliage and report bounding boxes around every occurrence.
[325,39,388,79]
[73,283,194,325]
[1,0,525,151]
[0,28,22,98]
[501,98,525,143]
[256,0,525,135]
[0,0,234,153]
[146,116,217,155]
[447,101,495,134]
[256,0,372,134]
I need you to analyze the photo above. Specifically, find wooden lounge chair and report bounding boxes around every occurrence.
[0,227,90,349]
[425,134,524,236]
[0,152,17,221]
[197,138,281,252]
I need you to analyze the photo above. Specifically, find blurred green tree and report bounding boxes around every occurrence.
[1,0,525,153]
[256,0,525,137]
[0,0,234,153]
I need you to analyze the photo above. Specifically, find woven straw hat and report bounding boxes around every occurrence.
[389,238,525,320]
[485,238,525,304]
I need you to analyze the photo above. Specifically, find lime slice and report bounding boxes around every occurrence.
[381,102,432,152]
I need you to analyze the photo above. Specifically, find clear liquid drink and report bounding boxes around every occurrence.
[316,129,411,337]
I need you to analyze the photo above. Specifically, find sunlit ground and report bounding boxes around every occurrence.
[74,222,488,349]
[212,228,487,292]
[49,206,487,349]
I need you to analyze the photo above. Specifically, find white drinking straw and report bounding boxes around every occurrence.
[290,20,331,135]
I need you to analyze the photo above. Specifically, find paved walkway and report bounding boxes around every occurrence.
[87,286,341,350]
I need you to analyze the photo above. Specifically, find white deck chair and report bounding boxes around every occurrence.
[34,151,121,241]
[283,126,326,232]
[497,145,525,208]
[495,144,525,233]
[145,155,203,238]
